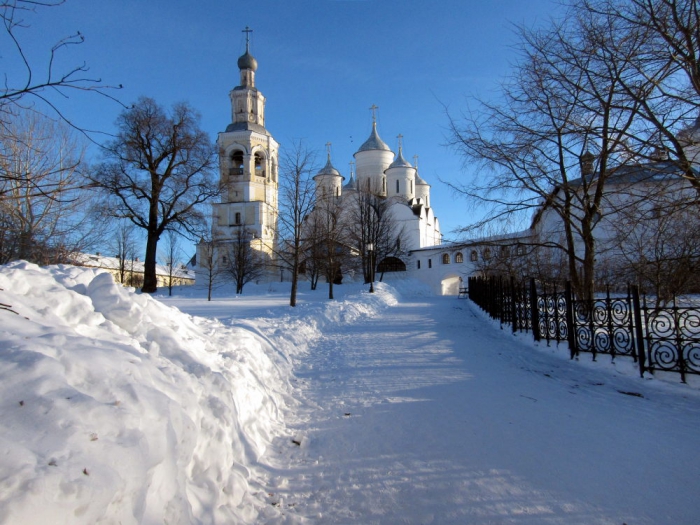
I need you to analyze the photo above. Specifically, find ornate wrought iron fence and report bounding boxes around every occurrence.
[467,276,700,383]
[641,296,700,382]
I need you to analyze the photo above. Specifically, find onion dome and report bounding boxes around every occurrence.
[344,173,358,191]
[389,146,412,169]
[238,50,258,72]
[415,172,429,186]
[358,122,391,152]
[314,154,342,180]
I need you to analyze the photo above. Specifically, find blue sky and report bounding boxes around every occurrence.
[5,0,562,245]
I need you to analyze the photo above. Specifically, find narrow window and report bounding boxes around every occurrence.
[428,259,432,269]
[235,212,241,225]
[417,260,421,269]
[396,180,400,194]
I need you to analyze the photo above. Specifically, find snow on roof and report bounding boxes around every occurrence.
[72,253,195,280]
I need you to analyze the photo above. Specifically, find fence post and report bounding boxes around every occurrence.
[631,285,646,378]
[530,278,541,342]
[565,281,577,359]
[673,296,687,384]
[606,286,615,361]
[511,276,517,333]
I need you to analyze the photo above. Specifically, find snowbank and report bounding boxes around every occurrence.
[0,262,397,524]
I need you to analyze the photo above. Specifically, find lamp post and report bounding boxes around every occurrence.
[367,242,375,293]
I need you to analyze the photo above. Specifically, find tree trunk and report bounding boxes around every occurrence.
[142,231,159,293]
[290,249,299,307]
[290,268,298,307]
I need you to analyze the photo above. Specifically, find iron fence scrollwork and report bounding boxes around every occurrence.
[467,276,700,383]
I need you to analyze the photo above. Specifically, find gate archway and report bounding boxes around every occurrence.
[377,256,406,273]
[441,274,462,295]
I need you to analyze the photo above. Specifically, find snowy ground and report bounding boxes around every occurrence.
[2,262,700,524]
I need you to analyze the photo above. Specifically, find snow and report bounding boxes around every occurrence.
[1,261,699,524]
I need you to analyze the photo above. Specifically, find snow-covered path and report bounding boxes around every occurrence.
[7,265,699,524]
[266,294,700,524]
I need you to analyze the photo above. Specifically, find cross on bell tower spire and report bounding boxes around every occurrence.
[242,26,253,52]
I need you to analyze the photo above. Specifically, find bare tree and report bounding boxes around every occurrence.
[306,191,349,300]
[109,221,139,285]
[347,187,408,288]
[160,229,183,296]
[91,97,219,293]
[301,213,323,291]
[606,181,700,303]
[0,108,102,264]
[579,0,700,193]
[196,234,223,301]
[277,140,317,306]
[1,1,121,138]
[221,226,265,294]
[448,6,649,299]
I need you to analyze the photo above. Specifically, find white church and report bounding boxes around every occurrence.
[197,31,445,290]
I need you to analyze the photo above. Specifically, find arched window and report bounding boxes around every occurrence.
[442,253,450,264]
[483,248,491,260]
[455,252,464,263]
[254,152,265,177]
[470,250,477,262]
[231,151,244,176]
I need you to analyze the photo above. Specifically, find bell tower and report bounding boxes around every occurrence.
[210,27,279,258]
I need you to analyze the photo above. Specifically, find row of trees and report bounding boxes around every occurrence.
[0,96,219,292]
[449,0,700,300]
[198,142,408,305]
[279,144,408,304]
